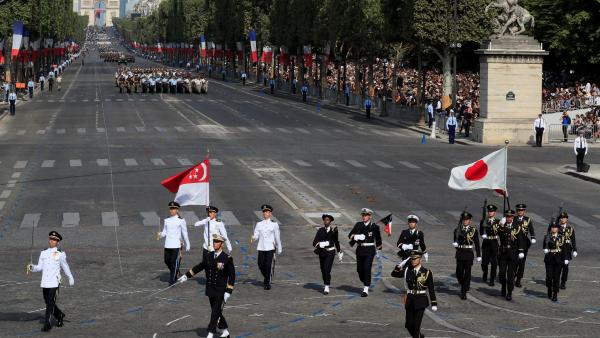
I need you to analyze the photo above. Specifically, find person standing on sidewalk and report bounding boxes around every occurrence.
[2,81,9,102]
[270,77,275,94]
[364,96,373,119]
[39,74,46,91]
[27,78,35,98]
[573,131,588,172]
[8,90,17,116]
[533,113,546,147]
[561,112,571,142]
[301,82,308,102]
[427,101,434,128]
[241,72,247,86]
[344,83,350,106]
[446,110,458,144]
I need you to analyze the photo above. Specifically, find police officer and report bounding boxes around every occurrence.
[391,250,438,338]
[178,234,235,338]
[348,208,382,297]
[452,211,481,300]
[312,214,343,295]
[446,110,458,144]
[169,77,177,94]
[396,215,427,261]
[194,206,232,258]
[251,204,282,290]
[8,90,17,116]
[364,96,373,119]
[27,231,75,332]
[480,204,500,286]
[301,82,308,102]
[544,222,565,301]
[514,204,535,287]
[269,77,275,94]
[497,210,525,300]
[241,72,247,86]
[557,212,577,289]
[27,78,35,98]
[158,201,190,285]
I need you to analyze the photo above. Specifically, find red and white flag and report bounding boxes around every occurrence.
[161,158,210,206]
[448,148,507,193]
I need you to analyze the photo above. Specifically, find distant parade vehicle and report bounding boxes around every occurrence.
[114,67,208,94]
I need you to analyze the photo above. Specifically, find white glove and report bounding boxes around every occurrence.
[531,239,537,244]
[399,257,410,268]
[499,217,506,225]
[402,244,414,250]
[431,306,438,312]
[338,252,344,262]
[518,253,525,259]
[354,234,365,241]
[319,241,329,248]
[543,249,549,254]
[564,260,569,265]
[482,234,488,239]
[185,245,190,252]
[376,251,381,259]
[178,275,188,283]
[69,278,74,286]
[573,251,578,258]
[224,292,231,302]
[424,252,429,262]
[277,249,282,255]
[476,257,482,262]
[452,242,459,248]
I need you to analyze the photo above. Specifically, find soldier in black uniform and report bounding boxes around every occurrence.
[480,204,500,286]
[514,204,536,287]
[497,210,525,300]
[396,215,427,261]
[348,208,382,297]
[544,222,565,301]
[556,212,577,289]
[312,214,343,295]
[178,234,235,338]
[391,250,438,338]
[452,211,481,300]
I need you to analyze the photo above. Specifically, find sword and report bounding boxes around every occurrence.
[271,251,277,282]
[146,280,183,298]
[27,218,35,275]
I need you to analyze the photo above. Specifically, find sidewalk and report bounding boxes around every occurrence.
[561,164,600,185]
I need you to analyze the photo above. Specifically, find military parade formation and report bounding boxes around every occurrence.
[114,67,208,95]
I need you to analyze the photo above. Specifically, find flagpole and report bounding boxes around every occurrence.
[504,140,510,211]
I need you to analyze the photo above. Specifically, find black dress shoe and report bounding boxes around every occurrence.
[488,281,494,287]
[501,289,506,297]
[552,293,558,302]
[361,291,368,297]
[264,284,271,290]
[56,313,65,327]
[560,282,566,290]
[547,289,552,299]
[460,293,467,300]
[506,292,512,301]
[42,324,52,332]
[515,281,522,288]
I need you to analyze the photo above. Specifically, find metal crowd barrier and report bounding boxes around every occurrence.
[548,124,598,143]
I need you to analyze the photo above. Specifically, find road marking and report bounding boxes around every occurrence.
[253,211,279,223]
[0,190,11,198]
[97,159,109,167]
[11,172,21,178]
[258,127,270,133]
[276,127,292,134]
[37,130,46,135]
[70,159,82,167]
[62,212,80,227]
[154,126,167,132]
[124,158,138,166]
[116,127,126,132]
[593,215,600,220]
[151,158,166,166]
[20,213,41,228]
[293,160,312,167]
[105,98,111,102]
[178,158,192,166]
[373,161,393,168]
[345,160,366,168]
[135,126,146,132]
[238,126,251,132]
[97,128,106,133]
[398,161,420,169]
[528,166,550,175]
[220,211,241,226]
[210,159,223,166]
[101,212,119,227]
[569,214,595,229]
[115,98,123,102]
[508,165,527,174]
[0,201,5,210]
[77,128,86,134]
[165,315,190,327]
[174,126,186,132]
[56,129,66,134]
[179,211,199,224]
[372,130,390,137]
[295,128,310,134]
[320,160,338,167]
[412,210,444,226]
[346,320,389,326]
[424,161,446,170]
[140,211,160,227]
[41,160,55,168]
[17,130,26,135]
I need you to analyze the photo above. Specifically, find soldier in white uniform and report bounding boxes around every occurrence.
[194,205,233,257]
[158,201,190,285]
[251,204,282,290]
[27,231,75,332]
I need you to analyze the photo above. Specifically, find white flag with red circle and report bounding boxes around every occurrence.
[448,148,507,193]
[161,159,210,206]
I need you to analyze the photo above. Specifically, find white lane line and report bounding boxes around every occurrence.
[320,160,338,167]
[116,127,126,132]
[593,215,600,220]
[17,130,26,135]
[346,320,390,326]
[345,160,366,168]
[238,126,251,132]
[210,159,223,166]
[179,100,225,127]
[398,161,420,169]
[0,201,5,210]
[124,158,138,166]
[97,159,109,167]
[293,160,312,167]
[41,160,55,168]
[62,212,80,227]
[220,211,241,226]
[0,190,12,199]
[37,129,46,135]
[424,161,446,170]
[179,211,199,224]
[151,158,166,166]
[135,126,146,132]
[70,159,82,167]
[27,307,46,314]
[11,172,21,178]
[178,158,192,166]
[295,128,310,134]
[101,212,120,227]
[517,327,540,333]
[508,165,527,174]
[165,315,191,326]
[154,126,167,132]
[257,127,270,133]
[14,161,28,169]
[276,127,292,134]
[20,213,41,228]
[140,211,160,227]
[372,161,393,168]
[77,128,86,134]
[97,127,106,133]
[174,126,186,132]
[56,128,66,134]
[528,166,550,175]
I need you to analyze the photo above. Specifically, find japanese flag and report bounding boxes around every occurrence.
[161,159,210,206]
[448,148,507,192]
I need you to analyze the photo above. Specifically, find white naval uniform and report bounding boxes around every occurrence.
[253,219,282,253]
[160,216,190,250]
[194,217,232,252]
[31,247,74,288]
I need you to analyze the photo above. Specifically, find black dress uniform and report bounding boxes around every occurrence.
[514,204,535,287]
[348,208,382,297]
[557,212,577,289]
[392,250,437,338]
[312,214,342,293]
[543,226,565,301]
[453,212,481,299]
[182,234,235,338]
[397,215,427,260]
[480,205,500,286]
[497,210,526,300]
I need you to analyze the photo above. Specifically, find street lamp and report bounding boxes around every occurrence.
[449,42,462,109]
[380,58,389,117]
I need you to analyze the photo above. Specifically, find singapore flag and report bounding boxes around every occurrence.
[161,159,210,206]
[448,148,507,193]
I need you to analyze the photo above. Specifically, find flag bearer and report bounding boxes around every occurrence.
[195,205,232,258]
[312,214,343,294]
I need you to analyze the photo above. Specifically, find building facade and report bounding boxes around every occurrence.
[76,0,121,27]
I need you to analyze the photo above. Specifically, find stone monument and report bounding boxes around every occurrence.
[472,0,549,145]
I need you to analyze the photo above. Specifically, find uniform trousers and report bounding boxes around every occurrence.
[481,240,498,281]
[498,251,517,293]
[43,287,63,325]
[164,248,180,284]
[257,250,275,285]
[405,297,425,338]
[448,124,456,144]
[356,253,375,287]
[545,260,562,294]
[576,148,586,172]
[515,248,529,281]
[302,92,307,102]
[535,127,544,146]
[560,262,569,284]
[9,100,15,115]
[208,295,228,333]
[319,251,335,285]
[456,259,473,294]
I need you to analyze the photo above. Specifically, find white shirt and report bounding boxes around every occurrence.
[595,96,600,106]
[31,247,74,288]
[574,137,588,155]
[8,92,17,101]
[253,219,282,253]
[533,117,546,130]
[446,116,457,128]
[194,217,232,251]
[160,216,190,250]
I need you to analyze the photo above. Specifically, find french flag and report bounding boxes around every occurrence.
[249,29,257,63]
[262,46,272,64]
[11,20,24,58]
[200,35,206,58]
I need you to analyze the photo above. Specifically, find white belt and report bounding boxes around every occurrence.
[486,236,498,240]
[359,242,375,247]
[407,290,427,294]
[458,245,473,249]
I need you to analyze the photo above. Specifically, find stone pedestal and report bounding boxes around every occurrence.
[473,36,549,145]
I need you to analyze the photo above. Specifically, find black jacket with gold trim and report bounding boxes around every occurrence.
[186,251,235,297]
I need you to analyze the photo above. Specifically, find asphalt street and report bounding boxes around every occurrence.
[0,41,599,338]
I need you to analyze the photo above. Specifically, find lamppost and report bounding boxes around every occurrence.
[449,42,462,109]
[380,58,389,117]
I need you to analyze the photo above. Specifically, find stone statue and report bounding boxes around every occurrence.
[485,0,535,36]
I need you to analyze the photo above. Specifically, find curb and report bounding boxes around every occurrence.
[0,109,7,121]
[563,171,600,185]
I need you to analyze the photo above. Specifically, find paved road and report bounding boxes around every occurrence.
[0,44,599,338]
